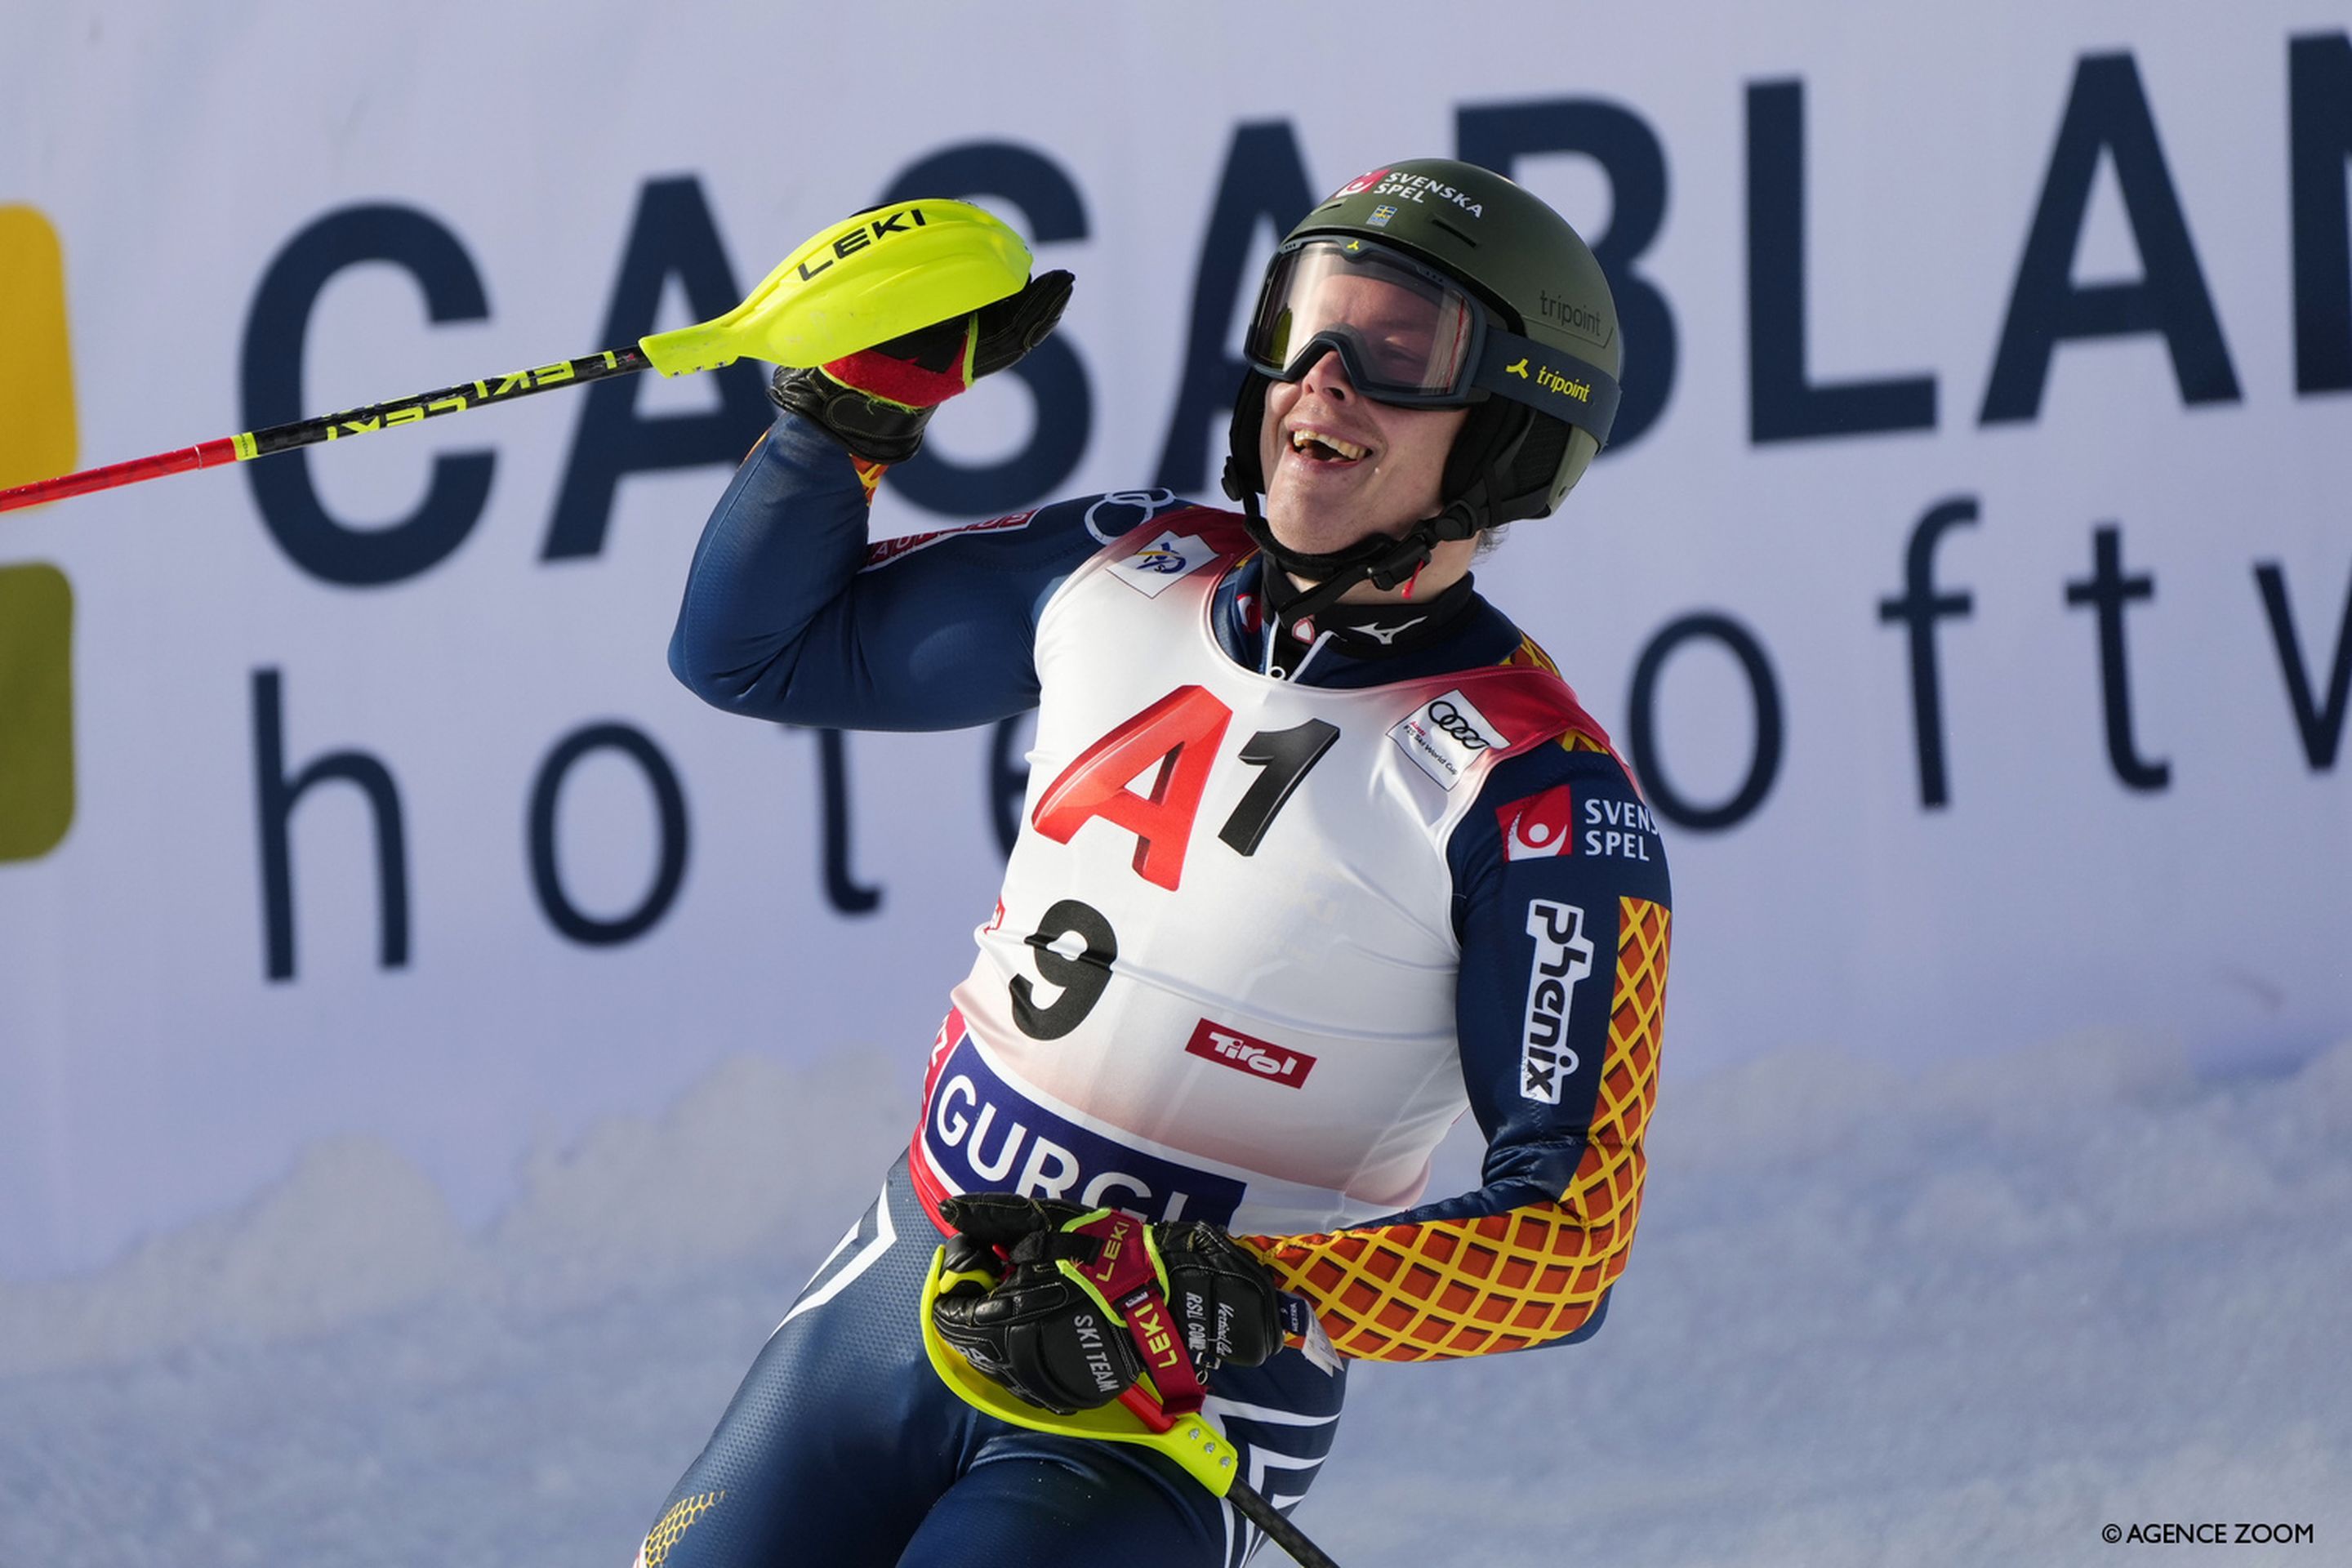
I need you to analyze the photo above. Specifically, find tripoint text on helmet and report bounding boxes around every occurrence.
[1539,290,1611,341]
[1536,364,1592,403]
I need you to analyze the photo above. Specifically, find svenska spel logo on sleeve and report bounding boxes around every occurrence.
[1,203,78,862]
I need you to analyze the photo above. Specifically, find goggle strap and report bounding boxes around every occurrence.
[1472,330,1621,447]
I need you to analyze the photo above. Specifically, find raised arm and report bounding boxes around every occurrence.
[670,412,1117,731]
[669,240,1081,732]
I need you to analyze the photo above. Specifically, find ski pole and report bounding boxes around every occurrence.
[0,349,648,513]
[0,198,1031,516]
[917,1247,1343,1568]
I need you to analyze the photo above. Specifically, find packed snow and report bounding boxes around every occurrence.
[5,1029,2348,1567]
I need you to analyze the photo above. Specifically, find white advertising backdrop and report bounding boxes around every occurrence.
[2,2,2348,1282]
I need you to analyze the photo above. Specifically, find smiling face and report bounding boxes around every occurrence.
[1257,347,1469,561]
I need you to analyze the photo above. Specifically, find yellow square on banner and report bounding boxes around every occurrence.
[0,564,75,861]
[0,204,78,492]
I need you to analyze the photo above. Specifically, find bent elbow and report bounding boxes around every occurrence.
[667,630,769,715]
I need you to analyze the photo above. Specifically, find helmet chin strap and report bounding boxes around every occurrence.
[1226,460,1488,629]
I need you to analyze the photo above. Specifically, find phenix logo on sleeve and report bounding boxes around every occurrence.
[1519,900,1594,1103]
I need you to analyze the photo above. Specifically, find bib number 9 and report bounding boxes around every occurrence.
[1011,898,1117,1040]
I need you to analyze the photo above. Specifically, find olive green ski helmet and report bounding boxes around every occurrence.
[1223,158,1623,590]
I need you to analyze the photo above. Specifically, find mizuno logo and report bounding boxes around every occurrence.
[1354,617,1427,646]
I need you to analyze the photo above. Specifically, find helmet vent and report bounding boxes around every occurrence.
[1430,218,1479,248]
[1512,416,1571,501]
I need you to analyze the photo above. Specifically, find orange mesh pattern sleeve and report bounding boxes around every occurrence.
[1239,897,1668,1361]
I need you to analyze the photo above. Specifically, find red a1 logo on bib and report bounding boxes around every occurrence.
[1033,688,1345,890]
[1032,686,1233,889]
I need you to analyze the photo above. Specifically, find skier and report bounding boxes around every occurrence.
[642,158,1670,1568]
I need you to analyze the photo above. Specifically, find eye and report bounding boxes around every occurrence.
[1370,327,1433,370]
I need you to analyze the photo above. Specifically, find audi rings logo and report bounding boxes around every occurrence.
[1389,688,1510,791]
[1084,488,1183,544]
[1426,700,1491,751]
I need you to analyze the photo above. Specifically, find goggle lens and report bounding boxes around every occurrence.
[1246,240,1478,399]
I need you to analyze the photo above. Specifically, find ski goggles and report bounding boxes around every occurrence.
[1242,236,1621,444]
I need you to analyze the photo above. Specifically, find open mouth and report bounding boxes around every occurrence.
[1287,425,1371,466]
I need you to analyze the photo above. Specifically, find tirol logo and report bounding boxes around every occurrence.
[1519,900,1594,1104]
[1496,784,1575,862]
[1388,688,1509,791]
[1184,1018,1315,1088]
[1335,169,1389,198]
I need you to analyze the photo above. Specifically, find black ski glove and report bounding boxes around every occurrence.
[929,1194,1285,1415]
[771,270,1073,465]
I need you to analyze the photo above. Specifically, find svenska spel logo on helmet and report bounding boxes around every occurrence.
[1361,172,1486,220]
[1334,169,1388,197]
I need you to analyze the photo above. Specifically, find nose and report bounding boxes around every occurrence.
[1297,346,1355,402]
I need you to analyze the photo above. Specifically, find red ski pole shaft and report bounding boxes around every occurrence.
[0,345,650,515]
[0,438,243,510]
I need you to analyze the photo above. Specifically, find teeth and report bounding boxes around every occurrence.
[1290,427,1367,461]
